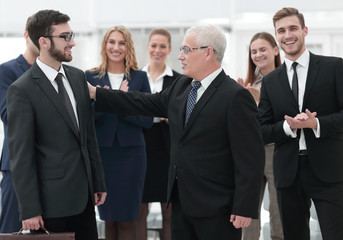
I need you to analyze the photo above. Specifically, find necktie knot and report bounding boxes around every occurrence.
[192,81,202,90]
[55,72,63,82]
[292,61,298,70]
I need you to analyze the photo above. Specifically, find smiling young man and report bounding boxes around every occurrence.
[258,7,343,240]
[88,25,265,240]
[6,10,106,240]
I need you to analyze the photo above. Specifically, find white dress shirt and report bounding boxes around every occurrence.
[142,64,174,123]
[282,49,320,150]
[193,67,222,102]
[108,72,124,90]
[36,58,79,127]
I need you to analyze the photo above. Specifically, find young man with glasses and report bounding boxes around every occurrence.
[6,10,106,240]
[88,25,265,240]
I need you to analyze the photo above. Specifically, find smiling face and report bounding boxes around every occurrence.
[275,15,308,61]
[147,34,171,65]
[106,30,126,64]
[250,38,278,73]
[48,23,75,63]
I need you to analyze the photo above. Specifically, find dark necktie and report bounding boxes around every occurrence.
[55,73,79,131]
[185,81,202,126]
[292,62,299,104]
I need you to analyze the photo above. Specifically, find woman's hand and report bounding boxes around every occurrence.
[120,80,129,92]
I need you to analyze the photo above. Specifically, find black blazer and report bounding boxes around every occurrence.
[258,53,343,188]
[6,62,106,220]
[0,55,31,171]
[95,70,265,218]
[145,70,181,150]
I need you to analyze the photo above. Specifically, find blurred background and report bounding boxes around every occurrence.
[0,0,343,77]
[1,0,342,239]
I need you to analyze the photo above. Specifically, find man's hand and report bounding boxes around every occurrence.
[230,214,252,229]
[87,82,96,99]
[284,109,317,130]
[94,192,107,206]
[22,215,44,230]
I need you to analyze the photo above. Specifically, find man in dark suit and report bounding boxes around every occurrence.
[0,16,39,233]
[89,25,265,240]
[6,10,106,240]
[258,7,343,240]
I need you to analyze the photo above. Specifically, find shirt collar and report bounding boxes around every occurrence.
[142,64,174,78]
[36,57,66,83]
[195,67,222,90]
[284,49,310,72]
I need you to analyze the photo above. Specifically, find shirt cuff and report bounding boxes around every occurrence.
[312,118,320,138]
[283,120,297,138]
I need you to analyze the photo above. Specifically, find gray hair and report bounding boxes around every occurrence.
[186,25,227,63]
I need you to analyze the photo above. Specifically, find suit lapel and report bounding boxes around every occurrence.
[177,78,192,132]
[302,53,320,111]
[64,65,82,138]
[182,70,225,135]
[103,73,111,88]
[32,63,79,139]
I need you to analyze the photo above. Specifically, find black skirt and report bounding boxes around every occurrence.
[142,122,170,202]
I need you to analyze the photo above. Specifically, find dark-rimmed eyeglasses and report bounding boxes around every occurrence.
[44,32,75,42]
[179,46,209,54]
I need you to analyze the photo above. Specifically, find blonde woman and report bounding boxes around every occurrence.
[86,26,153,240]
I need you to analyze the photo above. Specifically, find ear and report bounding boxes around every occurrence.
[274,46,279,56]
[206,46,215,59]
[38,37,50,49]
[303,26,309,37]
[24,31,30,44]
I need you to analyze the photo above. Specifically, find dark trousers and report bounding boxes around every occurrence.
[37,197,98,240]
[170,185,241,240]
[0,171,21,233]
[277,155,343,240]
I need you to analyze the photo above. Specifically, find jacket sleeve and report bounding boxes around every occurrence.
[0,64,17,125]
[229,88,265,218]
[258,78,290,144]
[7,83,43,220]
[120,72,153,128]
[83,73,106,193]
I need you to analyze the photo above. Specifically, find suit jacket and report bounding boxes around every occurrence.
[0,55,31,171]
[95,69,265,218]
[258,53,343,188]
[86,69,153,147]
[6,61,106,220]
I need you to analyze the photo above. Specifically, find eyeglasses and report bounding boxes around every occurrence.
[179,46,209,54]
[44,32,75,42]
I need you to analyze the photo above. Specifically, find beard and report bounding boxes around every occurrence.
[49,40,72,62]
